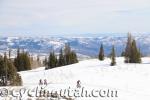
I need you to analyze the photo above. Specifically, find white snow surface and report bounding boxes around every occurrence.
[17,57,150,100]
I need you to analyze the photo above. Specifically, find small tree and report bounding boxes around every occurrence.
[110,45,116,66]
[99,44,104,61]
[98,43,104,61]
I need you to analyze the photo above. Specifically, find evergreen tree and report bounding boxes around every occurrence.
[37,55,40,62]
[0,53,22,86]
[0,55,6,85]
[9,49,11,59]
[43,56,48,67]
[125,33,132,63]
[64,43,71,65]
[14,49,31,71]
[98,43,104,61]
[3,52,8,85]
[46,44,78,70]
[14,48,20,71]
[130,40,141,63]
[23,52,31,70]
[0,56,5,75]
[70,51,78,64]
[63,43,78,65]
[15,73,22,86]
[47,51,58,69]
[58,48,65,66]
[7,60,22,85]
[124,33,141,63]
[110,45,116,66]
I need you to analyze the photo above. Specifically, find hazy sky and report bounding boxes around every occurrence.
[0,0,150,36]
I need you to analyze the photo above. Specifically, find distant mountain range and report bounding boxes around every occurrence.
[0,34,150,57]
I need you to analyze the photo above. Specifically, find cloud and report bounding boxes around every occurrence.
[0,0,150,35]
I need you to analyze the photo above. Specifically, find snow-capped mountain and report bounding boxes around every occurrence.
[0,34,150,56]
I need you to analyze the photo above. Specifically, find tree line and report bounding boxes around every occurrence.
[0,48,32,86]
[14,48,31,71]
[45,44,78,69]
[98,33,141,65]
[0,52,22,86]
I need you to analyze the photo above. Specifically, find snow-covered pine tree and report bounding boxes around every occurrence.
[98,43,104,61]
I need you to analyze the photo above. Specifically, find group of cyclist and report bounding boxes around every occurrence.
[39,79,81,88]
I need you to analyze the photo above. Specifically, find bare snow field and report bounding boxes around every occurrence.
[1,57,150,100]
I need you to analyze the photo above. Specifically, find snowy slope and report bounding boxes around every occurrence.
[19,57,150,100]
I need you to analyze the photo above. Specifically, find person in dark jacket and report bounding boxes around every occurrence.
[44,79,47,85]
[77,80,81,88]
[39,79,43,85]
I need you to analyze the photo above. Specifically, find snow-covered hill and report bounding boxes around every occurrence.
[18,57,150,100]
[1,34,150,57]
